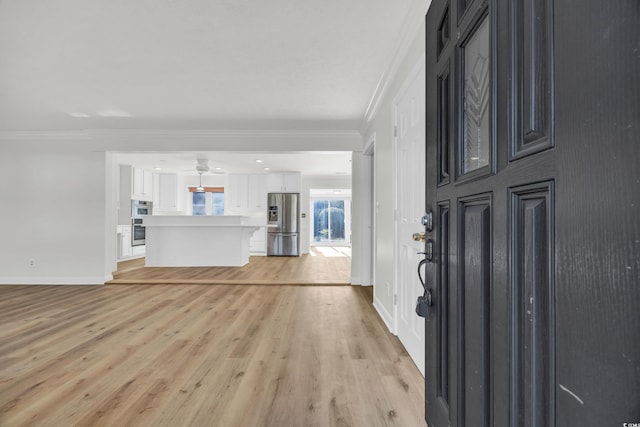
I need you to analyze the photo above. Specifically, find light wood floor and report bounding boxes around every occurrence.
[0,284,426,427]
[108,246,352,285]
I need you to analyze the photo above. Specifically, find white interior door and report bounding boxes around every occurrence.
[394,59,426,375]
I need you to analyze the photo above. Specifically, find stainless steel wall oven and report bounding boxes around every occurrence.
[131,200,152,246]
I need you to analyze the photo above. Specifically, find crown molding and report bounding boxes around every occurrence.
[0,130,91,141]
[89,129,363,151]
[0,128,363,151]
[359,0,431,134]
[87,128,361,139]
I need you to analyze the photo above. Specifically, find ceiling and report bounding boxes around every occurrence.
[0,1,421,176]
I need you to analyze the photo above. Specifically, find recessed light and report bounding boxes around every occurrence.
[264,167,270,171]
[255,159,263,163]
[69,112,90,118]
[154,167,162,171]
[215,167,222,170]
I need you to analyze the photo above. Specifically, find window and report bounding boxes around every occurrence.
[310,195,352,246]
[193,191,207,215]
[211,193,224,216]
[189,187,224,215]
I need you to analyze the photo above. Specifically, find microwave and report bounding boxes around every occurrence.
[132,200,152,218]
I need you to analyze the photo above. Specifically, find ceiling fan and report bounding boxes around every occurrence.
[194,158,210,174]
[192,159,209,192]
[184,158,225,175]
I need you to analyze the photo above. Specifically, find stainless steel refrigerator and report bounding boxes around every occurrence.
[267,193,300,256]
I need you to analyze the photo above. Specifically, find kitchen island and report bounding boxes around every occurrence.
[142,215,259,267]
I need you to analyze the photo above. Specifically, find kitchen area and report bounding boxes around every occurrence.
[116,158,304,268]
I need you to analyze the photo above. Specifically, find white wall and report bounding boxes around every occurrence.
[361,20,427,329]
[0,131,359,285]
[351,151,373,285]
[0,137,110,284]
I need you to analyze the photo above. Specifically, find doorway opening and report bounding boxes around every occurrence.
[309,189,352,247]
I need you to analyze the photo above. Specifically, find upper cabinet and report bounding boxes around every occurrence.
[226,174,248,209]
[226,173,267,211]
[155,173,184,212]
[131,167,153,201]
[266,172,301,193]
[248,174,267,209]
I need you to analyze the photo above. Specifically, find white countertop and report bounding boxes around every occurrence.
[142,215,260,228]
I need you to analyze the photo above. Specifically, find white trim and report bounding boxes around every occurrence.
[363,131,376,155]
[350,276,362,285]
[365,133,377,290]
[0,276,110,285]
[373,296,395,333]
[117,254,145,262]
[392,103,400,334]
[0,129,363,151]
[90,129,362,148]
[0,131,91,141]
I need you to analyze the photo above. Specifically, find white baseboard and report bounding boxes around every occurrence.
[373,296,395,334]
[0,276,109,285]
[350,276,361,285]
[117,254,145,262]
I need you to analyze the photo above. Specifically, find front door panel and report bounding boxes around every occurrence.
[509,182,554,426]
[425,0,639,426]
[458,195,491,427]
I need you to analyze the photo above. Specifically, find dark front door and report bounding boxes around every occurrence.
[424,0,639,426]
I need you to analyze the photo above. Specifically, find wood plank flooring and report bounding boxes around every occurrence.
[108,246,352,285]
[0,284,426,427]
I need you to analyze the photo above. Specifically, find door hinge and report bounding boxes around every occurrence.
[394,293,397,305]
[394,125,397,137]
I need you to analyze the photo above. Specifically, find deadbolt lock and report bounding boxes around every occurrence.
[422,211,433,232]
[412,232,426,242]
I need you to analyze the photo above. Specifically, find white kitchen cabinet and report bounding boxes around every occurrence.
[266,172,301,193]
[249,226,267,255]
[226,174,249,209]
[132,167,153,201]
[226,174,266,210]
[143,170,153,197]
[132,245,146,257]
[118,226,133,259]
[132,167,144,196]
[117,225,145,259]
[156,173,182,211]
[248,174,267,209]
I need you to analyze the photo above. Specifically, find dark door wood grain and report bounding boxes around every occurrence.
[424,0,639,426]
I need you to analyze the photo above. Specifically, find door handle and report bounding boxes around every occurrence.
[413,232,426,242]
[416,258,433,318]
